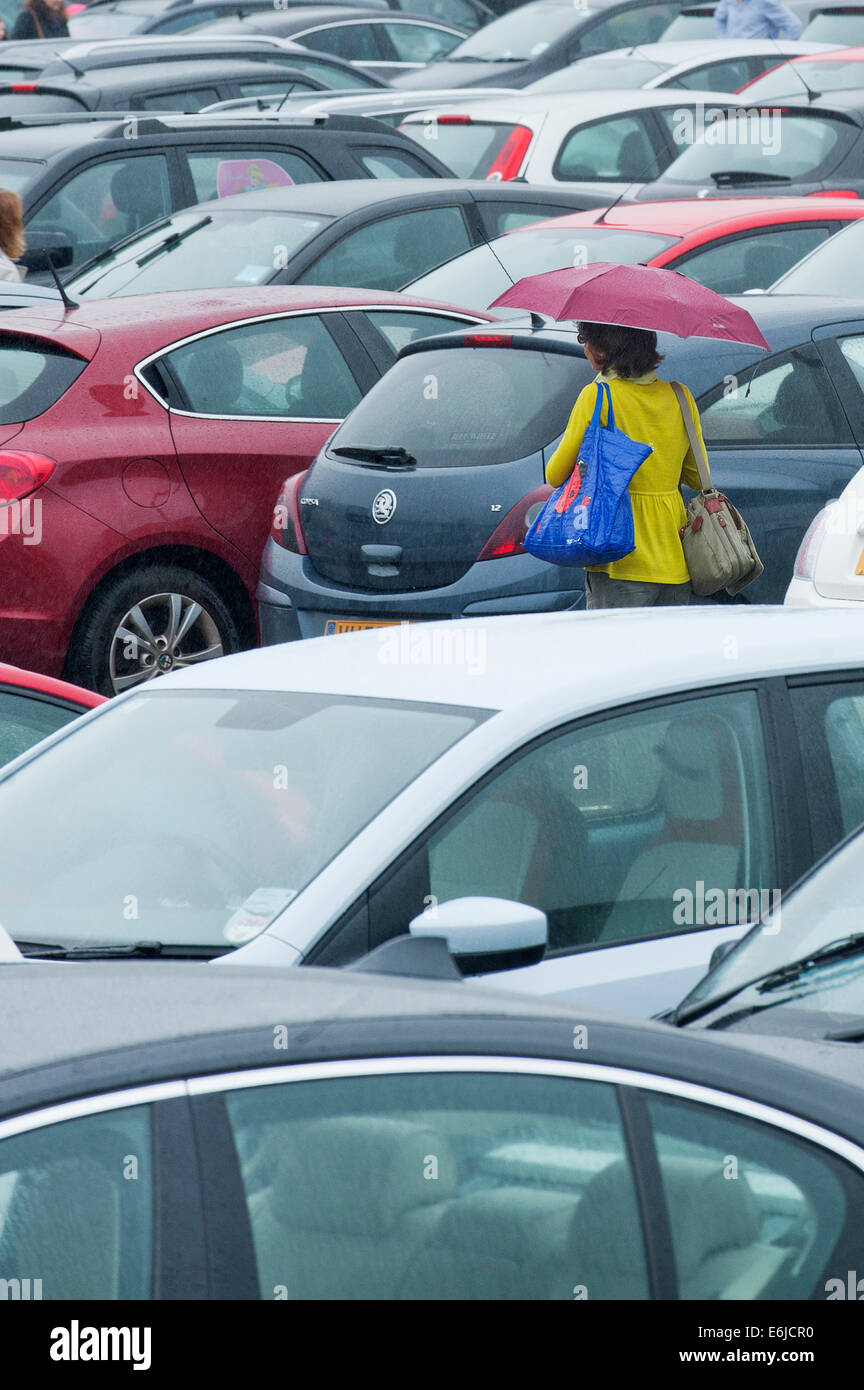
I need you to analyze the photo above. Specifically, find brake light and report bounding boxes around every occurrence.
[436,114,472,124]
[477,485,553,560]
[485,125,533,182]
[271,469,308,554]
[793,506,829,580]
[0,452,54,505]
[811,189,859,198]
[11,84,38,92]
[463,333,513,347]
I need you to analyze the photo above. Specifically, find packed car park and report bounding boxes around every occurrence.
[3,0,864,1328]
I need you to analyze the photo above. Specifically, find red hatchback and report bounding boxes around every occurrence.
[0,286,486,693]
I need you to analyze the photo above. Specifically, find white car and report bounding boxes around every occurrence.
[5,607,864,1017]
[526,39,834,96]
[398,88,742,186]
[785,463,864,607]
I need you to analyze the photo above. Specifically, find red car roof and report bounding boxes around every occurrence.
[518,196,864,239]
[786,45,864,62]
[0,663,104,708]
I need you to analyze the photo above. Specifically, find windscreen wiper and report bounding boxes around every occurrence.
[709,170,790,186]
[135,216,213,269]
[331,445,417,468]
[673,932,864,1025]
[15,940,227,960]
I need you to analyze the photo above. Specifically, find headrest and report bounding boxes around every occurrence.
[414,1185,576,1265]
[657,714,731,821]
[661,1157,761,1276]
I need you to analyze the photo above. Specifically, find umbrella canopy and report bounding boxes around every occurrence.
[489,262,770,350]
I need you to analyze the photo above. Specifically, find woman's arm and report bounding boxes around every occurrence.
[545,385,595,488]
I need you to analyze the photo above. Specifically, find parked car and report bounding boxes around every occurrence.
[0,285,488,689]
[0,113,451,276]
[738,43,864,102]
[661,0,813,41]
[803,3,864,44]
[636,96,864,202]
[202,85,518,120]
[405,197,864,306]
[2,947,864,1298]
[142,0,492,36]
[784,461,864,608]
[675,819,864,1043]
[69,0,389,39]
[195,6,469,81]
[258,297,864,634]
[0,664,103,768]
[527,38,833,95]
[2,608,864,1018]
[398,89,743,187]
[389,0,691,89]
[65,179,612,299]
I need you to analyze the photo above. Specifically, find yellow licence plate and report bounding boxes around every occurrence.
[323,617,401,635]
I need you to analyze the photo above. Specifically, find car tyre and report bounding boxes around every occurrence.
[67,563,243,696]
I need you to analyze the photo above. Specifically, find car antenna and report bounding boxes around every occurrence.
[43,249,77,311]
[766,35,820,103]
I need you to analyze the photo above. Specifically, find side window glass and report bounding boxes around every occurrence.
[139,88,221,112]
[159,315,362,419]
[671,227,831,295]
[299,24,384,61]
[223,1069,649,1300]
[393,0,480,28]
[581,3,679,51]
[699,344,854,447]
[0,691,81,767]
[383,21,461,61]
[674,58,752,90]
[554,115,657,182]
[789,681,864,857]
[27,155,171,269]
[187,149,325,202]
[646,1093,859,1299]
[0,1106,153,1299]
[356,149,437,178]
[425,690,776,953]
[476,202,571,236]
[838,334,864,393]
[364,308,470,354]
[298,205,472,290]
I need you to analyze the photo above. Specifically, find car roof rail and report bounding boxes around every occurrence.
[344,934,463,981]
[0,110,114,131]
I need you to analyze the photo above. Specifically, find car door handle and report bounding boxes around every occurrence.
[361,544,402,561]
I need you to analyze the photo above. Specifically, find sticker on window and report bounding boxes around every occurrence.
[224,887,297,944]
[216,158,296,198]
[234,265,269,284]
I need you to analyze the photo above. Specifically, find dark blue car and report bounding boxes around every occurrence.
[258,295,864,641]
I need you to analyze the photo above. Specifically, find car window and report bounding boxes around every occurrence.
[669,226,832,294]
[0,335,87,424]
[363,308,473,354]
[236,79,321,98]
[666,56,752,90]
[186,149,325,202]
[277,54,381,89]
[222,1067,649,1300]
[773,219,864,294]
[421,689,776,954]
[27,154,171,269]
[138,87,221,112]
[838,334,864,394]
[382,21,462,61]
[554,114,658,182]
[789,681,864,858]
[577,2,679,53]
[802,12,864,43]
[401,119,531,180]
[356,148,440,178]
[158,314,362,420]
[297,23,385,61]
[646,1093,860,1299]
[298,205,473,291]
[0,158,43,197]
[661,111,854,186]
[0,1106,153,1299]
[393,0,479,28]
[699,345,854,447]
[0,690,83,767]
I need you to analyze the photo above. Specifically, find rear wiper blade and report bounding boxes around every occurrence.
[331,445,417,468]
[17,940,167,959]
[708,170,790,186]
[135,216,213,268]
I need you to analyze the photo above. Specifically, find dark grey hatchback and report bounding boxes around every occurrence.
[258,296,864,640]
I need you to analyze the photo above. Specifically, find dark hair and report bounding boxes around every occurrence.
[577,321,663,380]
[25,0,69,21]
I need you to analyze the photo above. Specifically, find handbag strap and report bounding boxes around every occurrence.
[591,379,614,431]
[671,380,711,493]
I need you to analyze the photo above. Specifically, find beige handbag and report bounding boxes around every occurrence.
[671,381,763,598]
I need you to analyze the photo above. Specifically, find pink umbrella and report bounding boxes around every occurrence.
[489,261,770,350]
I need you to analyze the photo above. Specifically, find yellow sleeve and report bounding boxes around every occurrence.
[545,384,599,488]
[680,384,708,493]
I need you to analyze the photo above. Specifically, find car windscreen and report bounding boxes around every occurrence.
[0,689,489,951]
[68,4,164,36]
[67,208,330,298]
[0,335,87,424]
[527,56,667,92]
[772,214,864,291]
[660,110,856,185]
[0,157,44,195]
[802,10,864,43]
[447,3,594,61]
[407,226,679,306]
[328,343,590,467]
[401,118,530,177]
[742,57,864,102]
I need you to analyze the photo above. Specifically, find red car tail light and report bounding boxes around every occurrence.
[0,452,54,505]
[436,114,472,124]
[810,189,859,198]
[11,84,38,92]
[485,125,533,182]
[271,469,308,554]
[477,484,553,560]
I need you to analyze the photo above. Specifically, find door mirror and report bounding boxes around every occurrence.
[708,939,737,971]
[19,231,74,273]
[409,895,547,974]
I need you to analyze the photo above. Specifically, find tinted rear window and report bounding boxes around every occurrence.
[328,344,591,467]
[402,120,526,178]
[662,110,855,185]
[0,335,87,424]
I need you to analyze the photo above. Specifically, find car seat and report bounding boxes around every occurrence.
[616,128,655,182]
[770,366,831,444]
[110,162,169,237]
[0,1155,121,1298]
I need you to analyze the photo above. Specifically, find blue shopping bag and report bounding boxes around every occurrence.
[524,381,651,568]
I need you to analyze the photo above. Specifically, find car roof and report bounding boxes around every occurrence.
[14,56,327,92]
[403,88,746,120]
[153,607,864,720]
[784,43,864,60]
[523,195,864,236]
[227,4,410,24]
[0,111,403,155]
[571,38,834,62]
[190,175,532,216]
[0,663,104,707]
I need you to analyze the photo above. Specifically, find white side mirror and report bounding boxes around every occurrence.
[409,896,547,974]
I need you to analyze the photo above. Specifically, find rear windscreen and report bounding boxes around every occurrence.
[328,345,593,467]
[662,111,855,184]
[402,121,526,179]
[0,336,87,424]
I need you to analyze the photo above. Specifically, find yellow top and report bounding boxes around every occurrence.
[545,370,705,584]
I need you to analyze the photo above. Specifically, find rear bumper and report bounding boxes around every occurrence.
[257,541,583,645]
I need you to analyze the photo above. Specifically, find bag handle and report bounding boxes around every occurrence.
[671,380,711,493]
[591,379,614,432]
